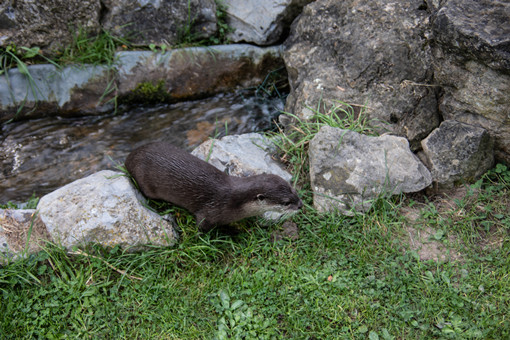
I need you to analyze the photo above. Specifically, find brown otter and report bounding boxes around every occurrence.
[125,142,303,231]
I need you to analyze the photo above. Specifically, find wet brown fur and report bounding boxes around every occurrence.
[125,142,303,231]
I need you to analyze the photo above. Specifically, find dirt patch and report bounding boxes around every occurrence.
[401,183,509,260]
[1,209,52,260]
[401,206,461,263]
[271,221,299,242]
[405,225,461,262]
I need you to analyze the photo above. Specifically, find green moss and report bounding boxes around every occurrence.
[125,80,172,103]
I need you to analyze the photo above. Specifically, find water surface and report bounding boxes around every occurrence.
[1,92,283,203]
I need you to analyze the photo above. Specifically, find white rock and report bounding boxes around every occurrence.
[224,0,312,45]
[192,133,292,181]
[309,126,432,213]
[37,170,177,249]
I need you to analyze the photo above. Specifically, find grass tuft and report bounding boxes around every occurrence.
[271,100,379,186]
[56,27,131,66]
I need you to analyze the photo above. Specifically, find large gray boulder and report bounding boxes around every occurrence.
[223,0,313,45]
[37,170,177,250]
[431,0,510,163]
[282,0,439,147]
[432,0,510,71]
[421,120,494,187]
[309,126,432,213]
[0,0,101,50]
[101,0,217,46]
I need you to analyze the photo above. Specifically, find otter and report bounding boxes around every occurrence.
[125,142,303,231]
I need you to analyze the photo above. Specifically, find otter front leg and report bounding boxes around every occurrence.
[195,213,214,232]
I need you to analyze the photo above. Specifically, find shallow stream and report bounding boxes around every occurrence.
[0,92,284,204]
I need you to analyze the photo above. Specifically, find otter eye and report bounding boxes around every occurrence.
[257,194,265,201]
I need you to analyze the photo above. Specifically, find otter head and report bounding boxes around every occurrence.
[240,174,303,221]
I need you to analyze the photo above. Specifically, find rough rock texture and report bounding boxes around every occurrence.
[432,0,510,71]
[282,0,439,146]
[421,120,494,187]
[0,0,101,49]
[0,209,51,263]
[116,44,283,102]
[309,126,432,213]
[192,133,292,181]
[0,64,115,122]
[37,170,177,250]
[192,133,294,221]
[223,0,313,45]
[431,0,510,163]
[0,0,218,49]
[101,0,217,46]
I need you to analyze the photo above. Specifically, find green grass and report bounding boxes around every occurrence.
[55,27,132,67]
[0,193,39,209]
[1,164,509,338]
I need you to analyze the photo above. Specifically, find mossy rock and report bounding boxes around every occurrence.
[124,80,172,104]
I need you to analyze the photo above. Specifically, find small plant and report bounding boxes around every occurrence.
[175,0,234,47]
[0,193,39,209]
[483,163,510,189]
[0,45,60,76]
[210,0,234,45]
[148,43,168,53]
[210,290,278,339]
[56,27,131,66]
[255,67,289,100]
[125,80,171,103]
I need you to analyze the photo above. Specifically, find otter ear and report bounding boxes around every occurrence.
[257,194,266,201]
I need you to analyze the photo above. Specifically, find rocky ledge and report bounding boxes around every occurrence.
[0,44,283,123]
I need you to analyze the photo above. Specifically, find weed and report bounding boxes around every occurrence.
[175,0,234,47]
[0,193,39,209]
[56,27,131,66]
[209,0,235,45]
[149,43,169,53]
[1,45,60,74]
[255,67,289,100]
